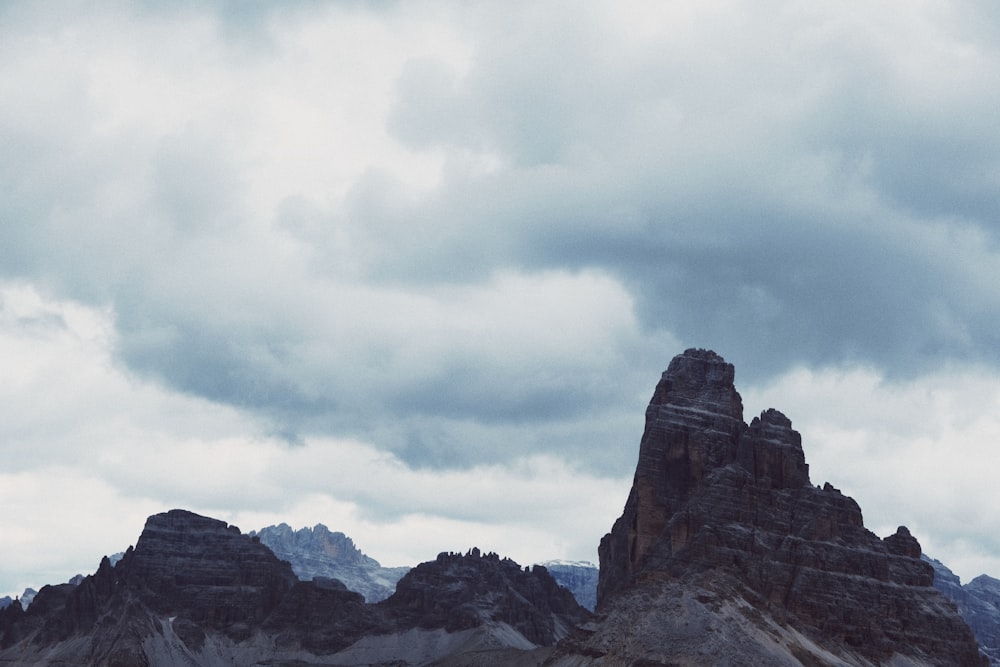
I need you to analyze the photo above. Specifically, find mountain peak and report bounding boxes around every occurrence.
[249,522,407,602]
[382,549,589,646]
[580,350,986,666]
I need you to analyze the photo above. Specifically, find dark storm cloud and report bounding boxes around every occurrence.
[374,0,1000,379]
[3,0,1000,474]
[109,260,660,472]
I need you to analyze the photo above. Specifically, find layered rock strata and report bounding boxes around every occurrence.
[558,348,986,666]
[124,510,300,639]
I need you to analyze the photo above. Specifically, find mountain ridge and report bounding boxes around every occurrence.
[0,509,588,665]
[0,349,992,665]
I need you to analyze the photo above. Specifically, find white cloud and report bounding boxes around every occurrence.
[0,281,632,595]
[0,467,162,593]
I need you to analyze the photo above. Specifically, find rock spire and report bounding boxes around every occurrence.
[576,348,986,666]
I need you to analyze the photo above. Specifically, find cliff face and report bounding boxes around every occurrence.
[569,349,986,667]
[123,510,299,638]
[539,561,599,612]
[927,556,1000,665]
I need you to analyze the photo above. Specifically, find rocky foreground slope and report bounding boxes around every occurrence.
[551,348,987,666]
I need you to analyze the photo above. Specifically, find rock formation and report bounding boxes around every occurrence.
[554,348,987,666]
[0,510,312,662]
[0,509,588,666]
[383,548,589,646]
[1,349,991,666]
[249,522,409,602]
[123,510,299,638]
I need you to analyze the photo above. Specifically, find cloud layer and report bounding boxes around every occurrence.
[2,0,1000,594]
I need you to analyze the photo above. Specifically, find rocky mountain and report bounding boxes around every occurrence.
[926,555,1000,665]
[1,348,992,666]
[249,521,600,612]
[248,522,409,602]
[388,548,588,646]
[537,560,599,612]
[551,348,987,666]
[0,509,589,666]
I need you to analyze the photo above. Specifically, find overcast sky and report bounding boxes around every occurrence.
[3,0,1000,597]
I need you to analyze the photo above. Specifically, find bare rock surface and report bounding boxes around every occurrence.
[124,509,300,639]
[559,348,986,667]
[926,555,1000,665]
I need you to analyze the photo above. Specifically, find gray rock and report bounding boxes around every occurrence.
[538,561,599,612]
[927,555,1000,665]
[381,548,590,646]
[249,522,409,602]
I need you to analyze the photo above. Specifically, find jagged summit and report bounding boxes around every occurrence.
[251,523,377,568]
[598,349,820,604]
[559,348,987,667]
[383,547,589,646]
[249,522,409,602]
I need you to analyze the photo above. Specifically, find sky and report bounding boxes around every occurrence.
[2,0,1000,597]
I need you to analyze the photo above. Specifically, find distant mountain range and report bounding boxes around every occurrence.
[535,560,598,612]
[247,522,410,602]
[246,523,602,612]
[925,555,1000,665]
